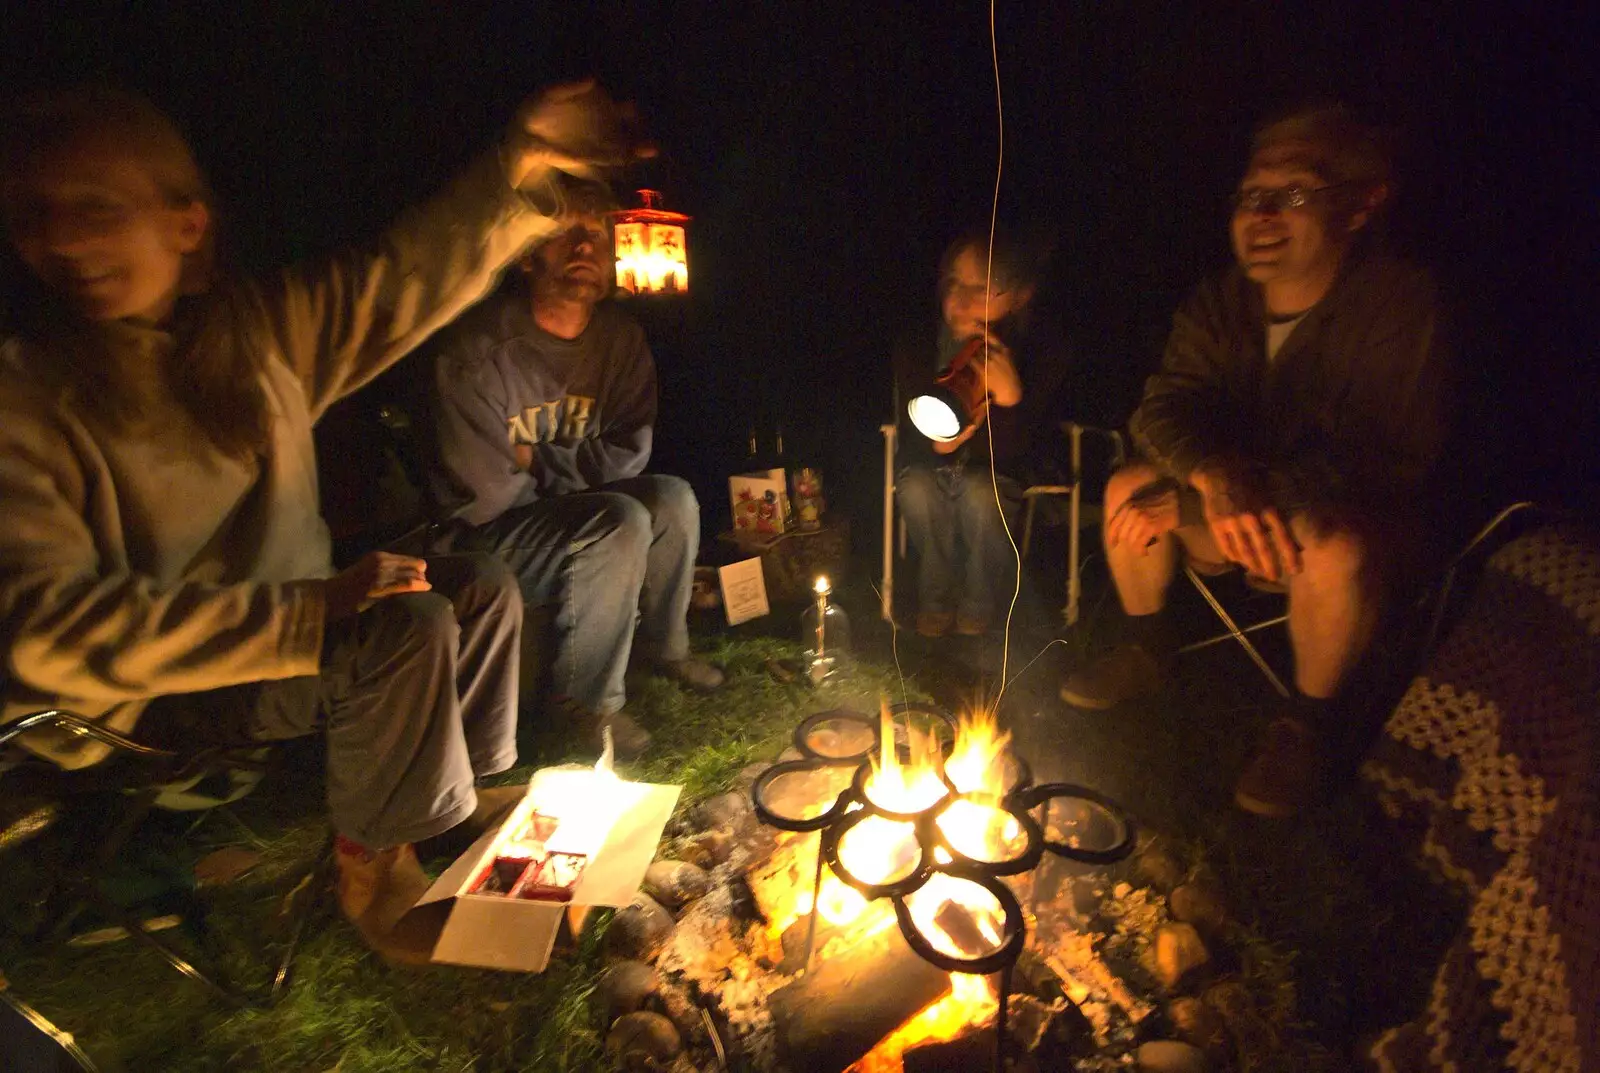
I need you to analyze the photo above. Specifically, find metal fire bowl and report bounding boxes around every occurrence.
[751,703,1137,979]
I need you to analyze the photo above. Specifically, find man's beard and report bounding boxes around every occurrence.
[540,271,609,305]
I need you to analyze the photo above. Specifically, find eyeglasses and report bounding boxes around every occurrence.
[1230,183,1344,214]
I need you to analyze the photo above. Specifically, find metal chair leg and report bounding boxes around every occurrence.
[1178,565,1292,698]
[1020,496,1038,560]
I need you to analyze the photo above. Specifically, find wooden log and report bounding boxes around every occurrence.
[770,927,952,1073]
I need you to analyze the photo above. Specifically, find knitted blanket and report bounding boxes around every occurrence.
[1360,523,1599,1073]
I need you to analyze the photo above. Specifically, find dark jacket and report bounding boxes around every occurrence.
[1130,250,1449,516]
[892,312,1073,484]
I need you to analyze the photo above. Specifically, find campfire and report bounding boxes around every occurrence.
[747,702,1134,1071]
[609,700,1250,1073]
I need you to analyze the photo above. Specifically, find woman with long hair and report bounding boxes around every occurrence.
[0,81,643,964]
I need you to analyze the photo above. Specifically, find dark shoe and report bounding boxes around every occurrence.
[954,613,989,636]
[654,657,725,693]
[335,842,440,967]
[415,784,527,862]
[563,701,651,759]
[916,610,955,638]
[1059,644,1164,710]
[1233,717,1321,818]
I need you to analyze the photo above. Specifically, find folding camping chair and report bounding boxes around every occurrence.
[880,420,1125,627]
[0,708,326,1008]
[1174,501,1541,698]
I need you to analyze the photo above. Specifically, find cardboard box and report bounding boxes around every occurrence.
[730,469,791,537]
[417,766,680,972]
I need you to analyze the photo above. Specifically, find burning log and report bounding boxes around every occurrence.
[769,927,952,1073]
[932,899,992,958]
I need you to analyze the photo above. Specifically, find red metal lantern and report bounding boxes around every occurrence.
[612,189,689,295]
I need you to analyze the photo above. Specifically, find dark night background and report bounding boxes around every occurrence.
[2,1,1595,555]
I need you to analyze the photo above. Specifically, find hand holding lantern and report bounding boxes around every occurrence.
[907,335,1021,446]
[505,81,656,189]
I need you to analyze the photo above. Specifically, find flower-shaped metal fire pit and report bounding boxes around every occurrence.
[751,702,1135,1070]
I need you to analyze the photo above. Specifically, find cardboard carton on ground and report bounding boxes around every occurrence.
[417,766,680,972]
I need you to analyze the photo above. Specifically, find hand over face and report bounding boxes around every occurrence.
[506,81,657,187]
[1190,459,1301,580]
[1107,483,1182,553]
[325,551,431,621]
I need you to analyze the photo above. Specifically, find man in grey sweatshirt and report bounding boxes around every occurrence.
[424,182,721,758]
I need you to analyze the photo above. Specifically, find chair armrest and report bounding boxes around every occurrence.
[0,710,179,759]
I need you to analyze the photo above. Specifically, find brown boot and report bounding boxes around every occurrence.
[1233,717,1321,818]
[1059,644,1165,710]
[335,841,440,967]
[560,701,651,759]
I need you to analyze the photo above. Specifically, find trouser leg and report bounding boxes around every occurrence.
[896,465,956,612]
[421,554,522,775]
[954,470,1022,620]
[604,474,698,664]
[266,591,479,849]
[140,568,512,850]
[450,494,649,716]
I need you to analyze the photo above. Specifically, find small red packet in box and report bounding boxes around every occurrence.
[511,852,588,902]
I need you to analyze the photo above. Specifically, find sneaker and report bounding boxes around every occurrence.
[561,701,652,760]
[954,613,990,636]
[654,657,725,693]
[916,610,955,637]
[1233,716,1321,818]
[1059,644,1165,710]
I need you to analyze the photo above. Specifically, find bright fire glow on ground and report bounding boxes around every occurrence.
[765,702,1030,1070]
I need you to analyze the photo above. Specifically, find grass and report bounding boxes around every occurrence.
[0,633,929,1073]
[1,596,1449,1072]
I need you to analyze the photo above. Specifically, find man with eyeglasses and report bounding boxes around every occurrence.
[420,178,723,762]
[1060,104,1450,817]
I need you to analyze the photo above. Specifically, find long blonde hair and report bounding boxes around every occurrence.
[1,86,270,458]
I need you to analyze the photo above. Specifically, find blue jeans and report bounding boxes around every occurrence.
[443,474,698,716]
[896,463,1021,621]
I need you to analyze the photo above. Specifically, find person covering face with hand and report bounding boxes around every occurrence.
[891,225,1073,639]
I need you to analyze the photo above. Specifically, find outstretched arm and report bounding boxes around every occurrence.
[255,83,650,421]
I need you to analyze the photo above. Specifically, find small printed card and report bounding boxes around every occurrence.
[718,557,770,625]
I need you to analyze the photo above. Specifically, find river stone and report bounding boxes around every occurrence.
[605,1010,682,1069]
[1168,873,1229,934]
[595,960,660,1021]
[1154,923,1210,990]
[1136,1040,1208,1073]
[606,893,676,962]
[1168,997,1230,1061]
[687,827,736,866]
[643,860,713,910]
[692,792,754,833]
[1134,839,1186,893]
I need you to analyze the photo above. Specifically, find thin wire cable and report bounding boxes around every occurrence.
[981,0,1024,712]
